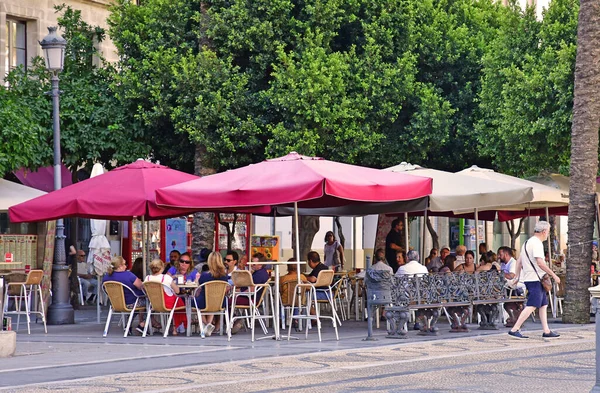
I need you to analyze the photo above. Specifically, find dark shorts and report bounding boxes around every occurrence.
[525,281,548,308]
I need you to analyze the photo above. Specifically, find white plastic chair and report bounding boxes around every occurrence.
[288,269,339,341]
[228,270,275,342]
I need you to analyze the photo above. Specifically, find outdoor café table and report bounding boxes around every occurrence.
[177,281,198,337]
[248,261,306,340]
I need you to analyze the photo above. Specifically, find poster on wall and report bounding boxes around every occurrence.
[166,218,187,254]
[251,235,279,261]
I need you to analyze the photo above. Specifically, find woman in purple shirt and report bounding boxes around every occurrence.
[103,256,147,333]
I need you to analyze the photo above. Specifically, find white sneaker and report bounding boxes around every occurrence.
[205,323,215,337]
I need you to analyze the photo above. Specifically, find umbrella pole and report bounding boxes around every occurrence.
[546,206,553,270]
[422,210,427,264]
[404,212,409,252]
[142,217,147,278]
[546,206,557,318]
[97,274,101,324]
[475,209,479,264]
[294,202,301,282]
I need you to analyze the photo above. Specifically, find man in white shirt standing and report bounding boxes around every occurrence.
[396,251,428,277]
[508,221,561,339]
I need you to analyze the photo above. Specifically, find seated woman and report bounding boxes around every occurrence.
[424,248,438,267]
[439,255,457,273]
[454,250,476,273]
[145,259,187,336]
[131,257,144,281]
[103,256,147,333]
[166,252,199,283]
[195,251,228,337]
[476,251,500,272]
[395,250,407,270]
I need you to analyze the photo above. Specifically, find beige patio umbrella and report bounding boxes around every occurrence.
[0,179,46,211]
[386,163,535,260]
[457,166,569,210]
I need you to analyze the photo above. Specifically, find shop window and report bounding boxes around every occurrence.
[5,19,27,72]
[0,213,8,234]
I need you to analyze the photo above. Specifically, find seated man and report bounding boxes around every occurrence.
[454,245,467,267]
[306,251,330,300]
[233,252,269,306]
[225,250,239,286]
[77,249,98,304]
[280,259,307,306]
[396,250,428,277]
[427,246,449,272]
[163,250,180,274]
[357,248,393,278]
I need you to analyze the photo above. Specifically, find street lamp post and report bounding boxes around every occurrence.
[40,26,74,325]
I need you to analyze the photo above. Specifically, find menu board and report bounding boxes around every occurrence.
[250,235,279,261]
[0,235,38,267]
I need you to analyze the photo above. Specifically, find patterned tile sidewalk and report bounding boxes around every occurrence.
[2,325,595,393]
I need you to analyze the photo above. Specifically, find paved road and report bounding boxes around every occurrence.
[1,324,596,393]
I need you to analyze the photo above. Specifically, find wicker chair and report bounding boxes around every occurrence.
[3,270,46,334]
[228,270,274,342]
[142,281,185,338]
[191,280,230,338]
[288,269,339,341]
[102,281,146,337]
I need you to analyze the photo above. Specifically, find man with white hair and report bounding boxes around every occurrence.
[396,250,428,277]
[508,221,561,339]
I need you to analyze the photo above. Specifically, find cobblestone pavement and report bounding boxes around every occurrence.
[1,319,596,393]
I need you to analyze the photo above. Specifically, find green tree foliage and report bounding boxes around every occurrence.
[109,0,508,171]
[476,0,578,176]
[0,5,148,177]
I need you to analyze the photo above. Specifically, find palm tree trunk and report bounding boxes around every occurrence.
[564,0,600,324]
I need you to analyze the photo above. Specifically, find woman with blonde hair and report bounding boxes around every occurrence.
[145,258,187,336]
[103,256,146,333]
[194,251,228,337]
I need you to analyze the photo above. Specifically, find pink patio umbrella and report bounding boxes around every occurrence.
[156,152,432,339]
[9,160,206,281]
[9,160,202,222]
[156,152,433,262]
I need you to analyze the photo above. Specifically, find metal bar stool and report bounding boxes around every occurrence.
[3,270,47,334]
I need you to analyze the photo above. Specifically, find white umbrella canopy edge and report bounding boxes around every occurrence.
[458,165,569,207]
[385,163,535,212]
[1,179,46,211]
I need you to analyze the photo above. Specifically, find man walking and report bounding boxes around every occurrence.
[508,221,561,339]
